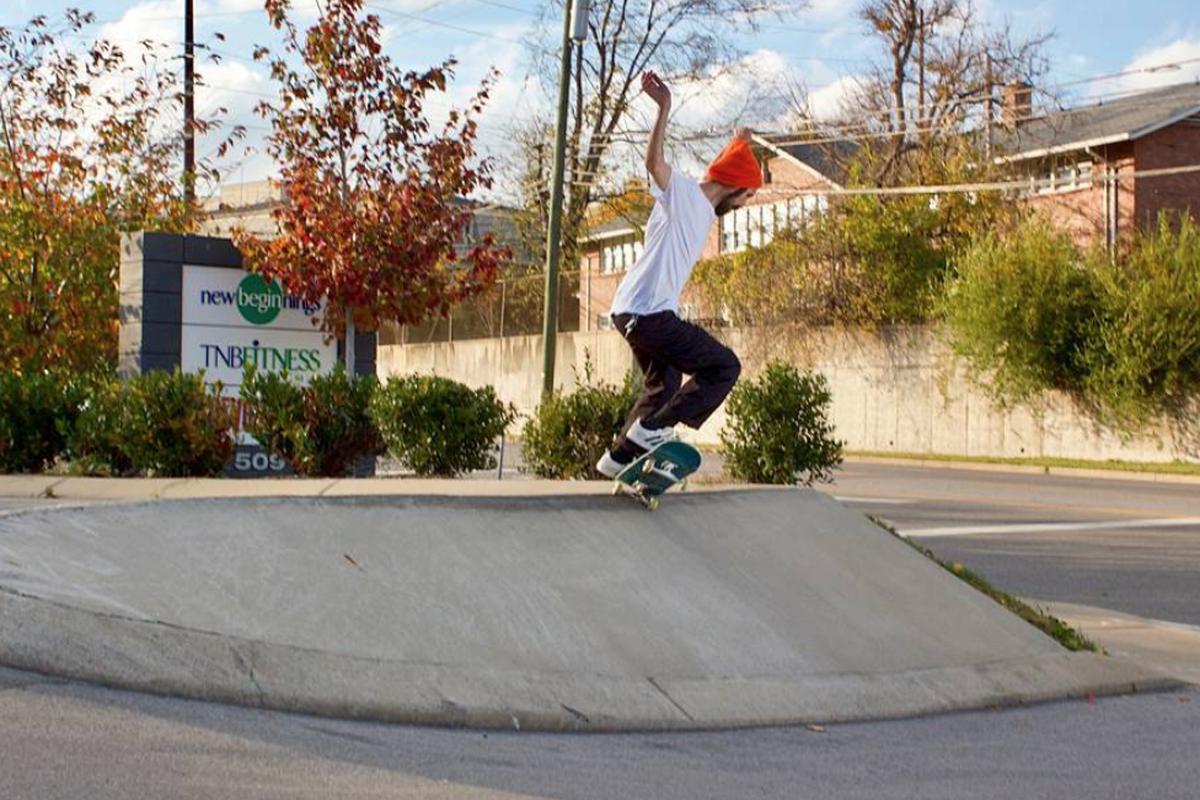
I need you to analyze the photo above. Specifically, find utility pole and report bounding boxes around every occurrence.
[984,52,994,161]
[917,8,926,140]
[540,0,589,398]
[183,0,196,206]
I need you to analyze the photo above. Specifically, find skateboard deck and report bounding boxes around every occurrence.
[612,441,702,510]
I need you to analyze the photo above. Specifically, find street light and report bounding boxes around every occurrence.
[540,0,589,398]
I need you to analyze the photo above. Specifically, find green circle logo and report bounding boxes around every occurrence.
[236,274,284,325]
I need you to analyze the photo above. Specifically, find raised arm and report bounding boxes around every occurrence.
[641,71,672,191]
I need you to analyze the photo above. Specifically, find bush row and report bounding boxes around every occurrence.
[943,214,1200,428]
[0,367,514,479]
[521,358,843,485]
[2,360,844,485]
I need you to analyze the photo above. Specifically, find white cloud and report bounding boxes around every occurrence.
[371,0,467,12]
[197,60,271,117]
[430,25,543,150]
[213,0,323,16]
[97,0,183,52]
[807,74,867,120]
[213,0,268,12]
[667,49,794,131]
[805,0,860,20]
[1116,39,1200,93]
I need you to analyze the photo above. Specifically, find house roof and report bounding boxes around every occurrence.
[587,215,639,239]
[995,80,1200,162]
[776,139,861,186]
[753,134,861,188]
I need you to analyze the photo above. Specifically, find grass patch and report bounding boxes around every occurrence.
[849,450,1200,477]
[869,516,1099,653]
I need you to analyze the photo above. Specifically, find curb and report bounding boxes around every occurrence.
[843,455,1200,486]
[0,476,746,503]
[0,587,1182,732]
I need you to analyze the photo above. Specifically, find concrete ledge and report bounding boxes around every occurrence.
[0,587,1178,732]
[0,475,764,503]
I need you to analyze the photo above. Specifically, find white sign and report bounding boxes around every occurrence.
[180,264,335,396]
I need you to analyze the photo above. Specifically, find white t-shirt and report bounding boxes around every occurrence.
[609,168,714,316]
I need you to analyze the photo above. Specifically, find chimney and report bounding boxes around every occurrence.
[1002,81,1033,127]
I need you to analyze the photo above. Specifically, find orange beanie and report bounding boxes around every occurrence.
[704,137,763,190]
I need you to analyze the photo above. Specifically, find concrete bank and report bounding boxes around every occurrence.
[0,485,1179,731]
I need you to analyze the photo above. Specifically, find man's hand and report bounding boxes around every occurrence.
[642,70,671,109]
[642,71,672,190]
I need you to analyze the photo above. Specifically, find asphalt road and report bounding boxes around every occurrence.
[2,665,1197,800]
[817,462,1200,626]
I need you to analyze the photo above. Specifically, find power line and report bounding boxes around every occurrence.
[365,2,550,52]
[740,55,1200,145]
[618,79,1200,150]
[1052,56,1200,91]
[746,162,1200,198]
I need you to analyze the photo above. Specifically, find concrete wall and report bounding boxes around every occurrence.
[377,325,1200,463]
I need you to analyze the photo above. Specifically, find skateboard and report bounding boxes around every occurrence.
[611,440,702,511]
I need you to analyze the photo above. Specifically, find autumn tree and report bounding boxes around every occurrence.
[0,11,239,373]
[233,0,509,363]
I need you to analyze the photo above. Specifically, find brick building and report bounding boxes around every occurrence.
[578,80,1200,329]
[994,80,1200,250]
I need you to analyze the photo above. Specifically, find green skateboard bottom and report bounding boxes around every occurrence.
[612,441,702,510]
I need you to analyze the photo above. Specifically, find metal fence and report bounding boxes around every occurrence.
[388,269,585,345]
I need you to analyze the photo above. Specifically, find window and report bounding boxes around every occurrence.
[719,195,827,253]
[721,212,738,252]
[1019,161,1095,197]
[598,239,646,274]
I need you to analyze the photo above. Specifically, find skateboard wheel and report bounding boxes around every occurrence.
[680,478,688,492]
[648,497,660,511]
[640,459,654,476]
[611,483,621,495]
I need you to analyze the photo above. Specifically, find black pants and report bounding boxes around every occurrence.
[611,311,741,460]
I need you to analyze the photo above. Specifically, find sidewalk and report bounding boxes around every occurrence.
[1038,601,1200,686]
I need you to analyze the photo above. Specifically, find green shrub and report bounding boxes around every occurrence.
[833,194,951,324]
[522,361,641,479]
[691,189,988,329]
[0,371,83,473]
[719,361,843,485]
[63,373,136,476]
[942,218,1099,405]
[65,370,235,477]
[124,370,235,477]
[371,375,515,477]
[240,365,383,477]
[1084,214,1200,427]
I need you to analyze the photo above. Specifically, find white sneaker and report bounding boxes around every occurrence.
[595,450,630,479]
[626,418,677,452]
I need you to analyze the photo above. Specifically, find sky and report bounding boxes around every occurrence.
[3,0,1199,198]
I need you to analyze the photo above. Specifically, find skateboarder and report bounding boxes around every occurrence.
[595,70,760,479]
